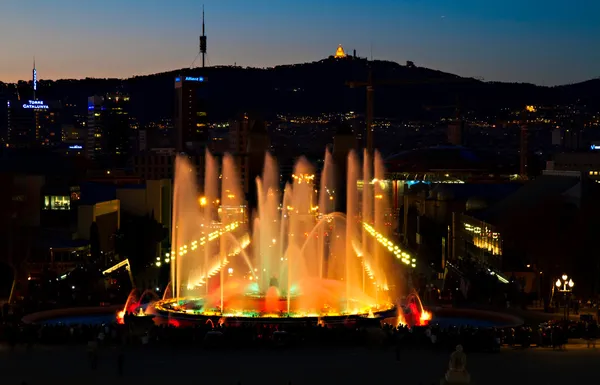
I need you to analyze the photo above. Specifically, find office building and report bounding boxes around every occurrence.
[174,76,209,152]
[7,99,62,148]
[86,94,132,167]
[229,114,251,155]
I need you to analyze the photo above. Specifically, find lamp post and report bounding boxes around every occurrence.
[555,275,574,321]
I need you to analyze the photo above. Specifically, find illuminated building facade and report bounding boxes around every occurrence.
[86,94,132,167]
[174,76,209,152]
[453,213,502,271]
[7,99,62,148]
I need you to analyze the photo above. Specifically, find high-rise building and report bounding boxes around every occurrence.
[7,99,62,148]
[174,76,209,153]
[86,94,132,167]
[229,113,251,155]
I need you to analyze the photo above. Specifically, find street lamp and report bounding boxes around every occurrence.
[555,275,574,320]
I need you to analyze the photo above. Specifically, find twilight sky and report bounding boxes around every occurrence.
[1,0,599,85]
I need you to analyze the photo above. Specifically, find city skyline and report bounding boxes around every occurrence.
[1,0,599,86]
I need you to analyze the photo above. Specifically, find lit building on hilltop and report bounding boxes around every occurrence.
[334,44,347,58]
[86,94,132,167]
[174,76,209,153]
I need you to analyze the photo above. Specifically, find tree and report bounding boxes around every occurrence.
[115,212,167,276]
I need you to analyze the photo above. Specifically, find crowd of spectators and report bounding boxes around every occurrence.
[1,312,597,353]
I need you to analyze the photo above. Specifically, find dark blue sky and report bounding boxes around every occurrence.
[1,0,598,85]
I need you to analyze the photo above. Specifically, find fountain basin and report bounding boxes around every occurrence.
[149,296,396,326]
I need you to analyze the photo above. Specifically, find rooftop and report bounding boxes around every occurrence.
[79,182,117,205]
[479,175,582,222]
[386,146,496,173]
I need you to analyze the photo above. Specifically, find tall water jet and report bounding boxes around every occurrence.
[287,158,316,303]
[346,151,359,311]
[171,156,203,298]
[361,149,373,292]
[282,183,293,314]
[220,154,244,312]
[373,151,390,301]
[204,150,219,295]
[318,150,335,279]
[256,153,280,292]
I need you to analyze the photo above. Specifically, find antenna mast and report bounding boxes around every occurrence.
[33,56,37,100]
[200,6,207,68]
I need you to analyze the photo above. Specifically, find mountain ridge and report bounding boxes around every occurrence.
[1,57,598,122]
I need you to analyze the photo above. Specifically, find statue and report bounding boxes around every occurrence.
[441,345,470,384]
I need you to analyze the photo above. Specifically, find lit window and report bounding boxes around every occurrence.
[43,196,71,211]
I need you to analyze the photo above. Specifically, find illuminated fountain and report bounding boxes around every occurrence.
[117,288,160,324]
[149,149,417,324]
[396,292,432,327]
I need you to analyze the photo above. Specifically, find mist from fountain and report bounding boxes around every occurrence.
[165,148,400,318]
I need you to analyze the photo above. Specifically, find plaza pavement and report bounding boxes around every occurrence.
[1,343,599,385]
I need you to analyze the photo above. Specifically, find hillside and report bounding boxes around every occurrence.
[1,57,598,123]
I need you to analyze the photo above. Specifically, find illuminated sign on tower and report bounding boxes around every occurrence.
[22,100,49,109]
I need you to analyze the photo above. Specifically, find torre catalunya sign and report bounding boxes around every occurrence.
[22,100,49,109]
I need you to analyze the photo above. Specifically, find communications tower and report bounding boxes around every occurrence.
[200,6,207,68]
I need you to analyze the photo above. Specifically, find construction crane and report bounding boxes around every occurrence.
[346,67,475,155]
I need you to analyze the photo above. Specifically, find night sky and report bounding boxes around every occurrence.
[1,0,598,85]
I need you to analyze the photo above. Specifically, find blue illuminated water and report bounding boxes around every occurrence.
[41,314,116,325]
[41,313,503,328]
